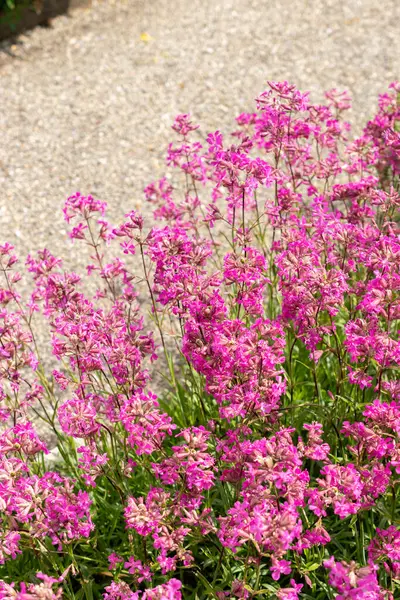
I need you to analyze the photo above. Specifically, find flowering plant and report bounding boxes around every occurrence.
[0,81,400,599]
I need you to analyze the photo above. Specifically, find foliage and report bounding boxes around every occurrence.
[0,0,38,31]
[0,81,400,599]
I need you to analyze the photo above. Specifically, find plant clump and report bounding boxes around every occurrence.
[0,81,400,599]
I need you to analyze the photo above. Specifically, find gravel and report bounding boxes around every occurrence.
[0,0,399,266]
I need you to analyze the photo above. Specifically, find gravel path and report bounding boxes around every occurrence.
[0,0,399,266]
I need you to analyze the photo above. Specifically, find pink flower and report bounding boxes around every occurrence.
[270,557,292,581]
[108,553,123,571]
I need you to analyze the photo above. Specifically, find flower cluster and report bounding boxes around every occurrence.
[1,81,400,599]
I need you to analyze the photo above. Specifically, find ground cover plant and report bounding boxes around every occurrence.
[0,80,400,599]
